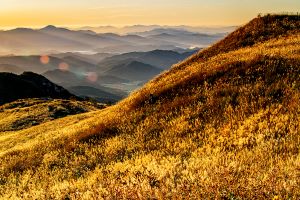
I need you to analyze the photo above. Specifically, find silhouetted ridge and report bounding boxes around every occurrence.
[41,25,57,30]
[0,72,76,105]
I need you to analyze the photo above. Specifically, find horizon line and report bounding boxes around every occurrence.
[0,23,239,31]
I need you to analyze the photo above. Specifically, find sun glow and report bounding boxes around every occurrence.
[0,0,299,28]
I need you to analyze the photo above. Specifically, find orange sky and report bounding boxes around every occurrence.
[0,0,299,29]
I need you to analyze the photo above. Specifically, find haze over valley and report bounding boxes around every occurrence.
[0,25,232,102]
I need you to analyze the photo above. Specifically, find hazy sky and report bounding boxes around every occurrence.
[0,0,299,28]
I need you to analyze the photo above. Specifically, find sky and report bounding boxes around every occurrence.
[0,0,299,29]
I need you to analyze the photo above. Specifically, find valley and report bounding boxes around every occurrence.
[0,25,221,102]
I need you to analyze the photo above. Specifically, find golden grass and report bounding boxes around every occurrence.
[0,15,300,199]
[0,98,105,133]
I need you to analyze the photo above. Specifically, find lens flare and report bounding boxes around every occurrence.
[40,55,50,64]
[86,72,98,82]
[59,62,69,71]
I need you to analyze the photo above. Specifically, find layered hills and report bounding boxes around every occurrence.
[98,49,197,70]
[101,60,162,81]
[0,15,299,199]
[0,49,196,100]
[0,25,225,55]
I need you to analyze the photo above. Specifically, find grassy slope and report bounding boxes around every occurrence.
[0,98,105,132]
[0,15,300,199]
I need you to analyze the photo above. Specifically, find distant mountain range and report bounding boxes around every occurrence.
[76,25,237,35]
[0,49,198,95]
[98,49,198,70]
[0,25,229,55]
[0,25,232,102]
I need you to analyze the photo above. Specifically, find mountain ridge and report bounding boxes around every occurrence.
[102,60,162,81]
[0,71,77,105]
[172,14,300,71]
[0,25,226,55]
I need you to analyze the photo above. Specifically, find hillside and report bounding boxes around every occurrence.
[0,15,299,199]
[61,56,98,71]
[98,49,197,70]
[43,69,83,85]
[0,98,105,132]
[43,69,127,101]
[0,72,76,105]
[68,86,124,103]
[102,60,162,81]
[43,69,128,85]
[172,14,300,71]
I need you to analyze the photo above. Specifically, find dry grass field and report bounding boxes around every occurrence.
[0,14,300,199]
